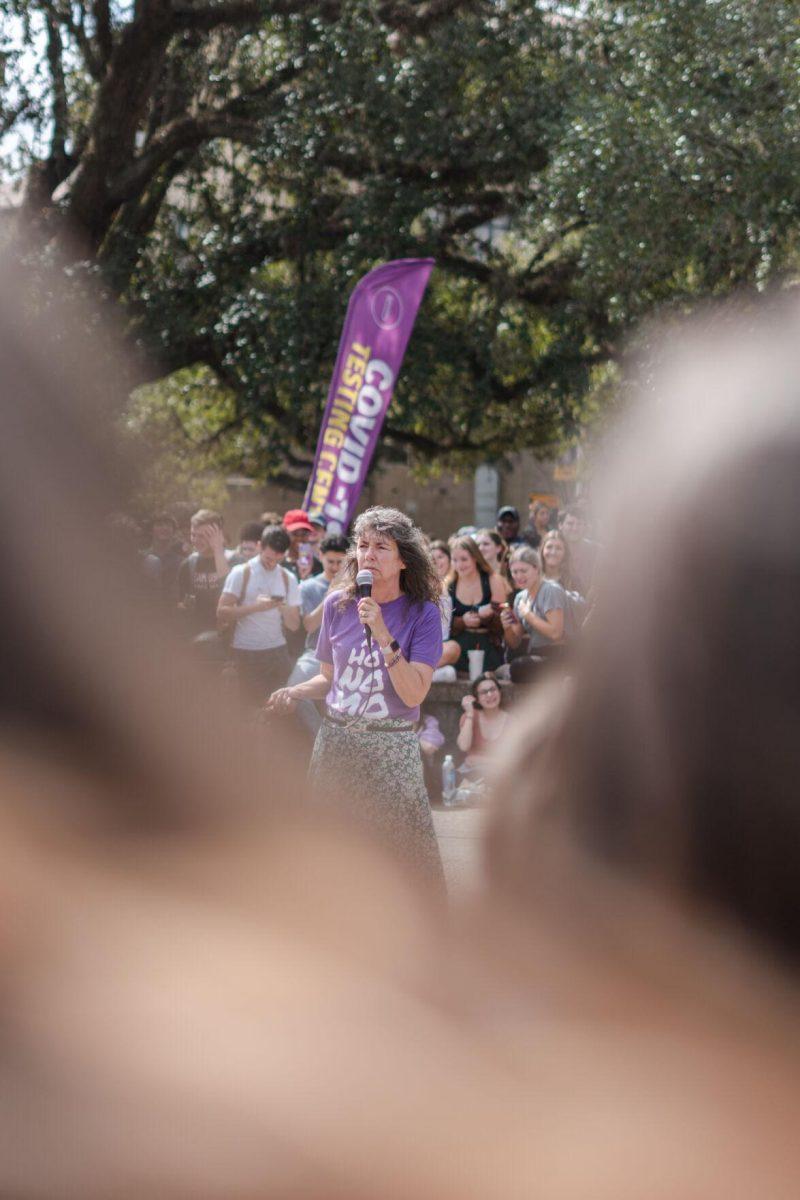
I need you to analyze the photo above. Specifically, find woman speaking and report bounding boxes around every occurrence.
[268,507,444,881]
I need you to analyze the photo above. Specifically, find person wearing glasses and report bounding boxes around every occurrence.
[457,671,509,771]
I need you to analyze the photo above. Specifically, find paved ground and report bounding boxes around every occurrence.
[432,803,487,896]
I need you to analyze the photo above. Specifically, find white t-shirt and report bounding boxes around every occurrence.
[438,590,453,640]
[223,557,300,651]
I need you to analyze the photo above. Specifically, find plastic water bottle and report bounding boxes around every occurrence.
[441,755,457,805]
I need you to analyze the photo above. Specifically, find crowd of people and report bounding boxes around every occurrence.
[134,494,599,788]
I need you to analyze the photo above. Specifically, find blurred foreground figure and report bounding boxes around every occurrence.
[1,249,799,1199]
[485,296,800,1194]
[0,251,439,1195]
[489,300,800,962]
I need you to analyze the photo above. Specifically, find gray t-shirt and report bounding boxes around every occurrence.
[513,579,566,649]
[299,574,331,653]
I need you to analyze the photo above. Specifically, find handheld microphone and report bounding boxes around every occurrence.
[355,569,374,648]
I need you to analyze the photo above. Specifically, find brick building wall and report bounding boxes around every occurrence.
[221,449,580,541]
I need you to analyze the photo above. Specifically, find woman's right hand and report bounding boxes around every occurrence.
[265,686,296,712]
[463,610,481,629]
[501,606,523,647]
[461,695,476,713]
[516,596,532,624]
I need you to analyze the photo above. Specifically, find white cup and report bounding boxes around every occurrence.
[467,649,485,680]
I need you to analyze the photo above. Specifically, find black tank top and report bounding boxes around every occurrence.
[449,570,492,618]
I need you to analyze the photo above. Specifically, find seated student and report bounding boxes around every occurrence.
[442,536,507,675]
[540,530,578,593]
[475,529,513,598]
[540,529,588,636]
[428,539,457,680]
[428,538,452,583]
[501,545,566,685]
[457,672,510,773]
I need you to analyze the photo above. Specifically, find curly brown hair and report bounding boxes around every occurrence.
[335,507,441,608]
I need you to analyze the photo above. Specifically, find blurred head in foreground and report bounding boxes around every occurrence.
[0,249,446,1195]
[489,296,800,968]
[478,297,800,1195]
[0,253,307,833]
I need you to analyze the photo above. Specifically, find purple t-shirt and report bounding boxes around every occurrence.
[316,590,443,721]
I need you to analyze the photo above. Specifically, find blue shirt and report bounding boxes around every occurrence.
[299,574,331,653]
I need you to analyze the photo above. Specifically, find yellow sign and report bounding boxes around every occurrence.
[528,491,560,507]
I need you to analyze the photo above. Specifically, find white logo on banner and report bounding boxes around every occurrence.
[336,643,389,717]
[370,286,403,330]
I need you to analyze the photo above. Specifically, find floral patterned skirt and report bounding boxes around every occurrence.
[309,715,444,888]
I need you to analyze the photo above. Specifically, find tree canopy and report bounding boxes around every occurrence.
[2,0,798,496]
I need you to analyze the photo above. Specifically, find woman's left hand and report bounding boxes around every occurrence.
[357,596,390,645]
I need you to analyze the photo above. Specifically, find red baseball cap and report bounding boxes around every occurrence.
[282,508,314,533]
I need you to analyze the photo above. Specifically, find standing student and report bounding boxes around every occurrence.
[522,498,552,548]
[282,509,323,578]
[558,503,598,596]
[287,533,348,737]
[218,525,300,706]
[495,505,525,547]
[178,509,235,637]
